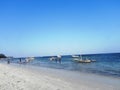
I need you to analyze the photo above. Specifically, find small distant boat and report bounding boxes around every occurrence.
[25,57,34,62]
[57,55,61,58]
[72,55,79,58]
[49,55,62,63]
[49,57,57,61]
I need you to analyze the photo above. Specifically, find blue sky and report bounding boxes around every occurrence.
[0,0,120,57]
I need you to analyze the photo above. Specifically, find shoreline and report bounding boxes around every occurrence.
[0,63,120,90]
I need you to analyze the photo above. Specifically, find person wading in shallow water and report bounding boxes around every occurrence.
[57,55,62,63]
[7,59,10,64]
[19,58,22,63]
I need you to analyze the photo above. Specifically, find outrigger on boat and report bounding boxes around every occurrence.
[73,58,91,63]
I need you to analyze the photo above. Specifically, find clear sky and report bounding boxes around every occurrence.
[0,0,120,57]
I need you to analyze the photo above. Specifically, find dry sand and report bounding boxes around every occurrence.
[0,63,120,90]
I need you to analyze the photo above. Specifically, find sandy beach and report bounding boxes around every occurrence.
[0,63,120,90]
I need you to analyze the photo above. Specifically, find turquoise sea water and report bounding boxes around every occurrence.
[1,53,120,78]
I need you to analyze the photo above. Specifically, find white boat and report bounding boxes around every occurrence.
[57,55,61,58]
[73,58,91,63]
[25,57,34,62]
[49,57,56,61]
[72,55,79,58]
[73,55,96,63]
[49,55,62,63]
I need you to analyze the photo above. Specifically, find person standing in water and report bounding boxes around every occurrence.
[7,59,10,64]
[19,58,22,63]
[57,55,62,63]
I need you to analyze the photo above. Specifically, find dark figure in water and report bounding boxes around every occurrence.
[7,59,10,64]
[19,58,22,63]
[58,58,61,63]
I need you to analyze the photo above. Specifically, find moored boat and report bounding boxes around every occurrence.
[73,55,96,63]
[73,58,91,63]
[72,55,79,58]
[25,57,34,63]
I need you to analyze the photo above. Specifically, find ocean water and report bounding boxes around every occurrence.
[2,53,120,78]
